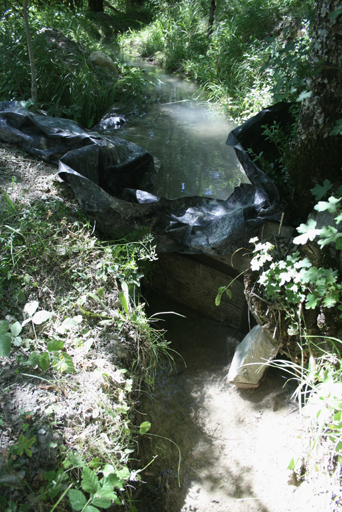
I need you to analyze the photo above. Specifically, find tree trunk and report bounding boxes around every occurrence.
[23,0,37,110]
[288,0,342,218]
[208,0,216,37]
[88,0,104,12]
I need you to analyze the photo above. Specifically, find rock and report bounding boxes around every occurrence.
[93,115,125,132]
[88,51,118,73]
[227,324,279,389]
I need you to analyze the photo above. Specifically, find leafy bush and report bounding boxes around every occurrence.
[243,182,342,493]
[248,183,342,334]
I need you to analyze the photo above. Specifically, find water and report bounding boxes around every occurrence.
[115,61,248,200]
[110,63,301,512]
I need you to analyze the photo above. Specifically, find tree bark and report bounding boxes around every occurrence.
[208,0,216,37]
[288,0,342,218]
[23,0,37,110]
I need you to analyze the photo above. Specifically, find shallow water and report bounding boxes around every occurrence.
[116,62,248,200]
[133,294,303,512]
[135,294,240,511]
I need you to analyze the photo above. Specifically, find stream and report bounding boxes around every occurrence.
[112,64,319,511]
[114,60,249,200]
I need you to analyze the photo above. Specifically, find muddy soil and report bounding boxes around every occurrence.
[133,294,331,512]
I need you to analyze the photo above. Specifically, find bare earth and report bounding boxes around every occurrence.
[135,297,331,512]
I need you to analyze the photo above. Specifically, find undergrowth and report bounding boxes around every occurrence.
[0,4,150,128]
[0,0,315,126]
[0,185,172,511]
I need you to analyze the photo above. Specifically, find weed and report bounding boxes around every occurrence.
[240,183,342,496]
[0,183,173,510]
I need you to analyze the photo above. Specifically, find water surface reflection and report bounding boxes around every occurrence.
[117,62,248,200]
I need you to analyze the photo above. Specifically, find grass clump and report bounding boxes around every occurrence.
[0,177,171,511]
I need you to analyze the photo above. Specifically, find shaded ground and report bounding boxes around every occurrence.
[132,295,330,512]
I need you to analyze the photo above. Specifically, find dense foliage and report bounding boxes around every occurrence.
[0,174,172,510]
[0,0,316,125]
[119,0,315,120]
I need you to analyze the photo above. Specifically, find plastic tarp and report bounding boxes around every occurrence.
[0,101,292,254]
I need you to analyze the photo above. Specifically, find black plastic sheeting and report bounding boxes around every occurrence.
[0,101,292,254]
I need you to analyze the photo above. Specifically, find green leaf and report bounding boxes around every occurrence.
[288,457,296,470]
[39,352,50,372]
[215,293,222,307]
[84,506,100,512]
[105,473,124,489]
[11,321,22,337]
[317,226,342,247]
[57,316,82,334]
[89,457,102,469]
[119,292,129,316]
[12,336,22,347]
[17,289,26,303]
[47,339,65,352]
[102,464,115,477]
[226,288,232,299]
[334,411,342,422]
[65,453,86,468]
[323,294,338,308]
[52,353,75,374]
[139,421,151,434]
[92,496,112,508]
[335,441,342,453]
[306,294,318,309]
[0,321,10,335]
[315,196,341,214]
[293,219,319,245]
[23,274,31,285]
[330,6,342,18]
[27,351,40,367]
[69,489,87,511]
[311,180,333,200]
[116,467,130,480]
[335,212,342,225]
[0,334,11,357]
[32,310,52,325]
[81,466,100,495]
